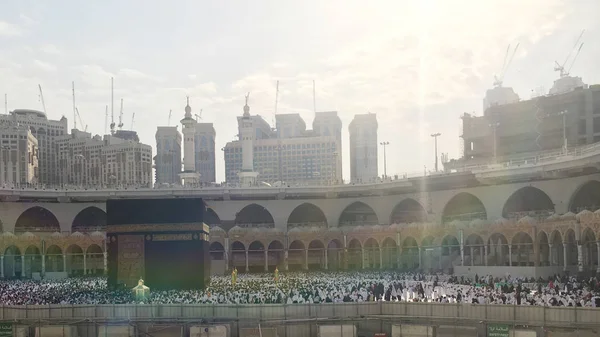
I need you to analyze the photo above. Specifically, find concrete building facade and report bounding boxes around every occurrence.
[194,122,216,184]
[0,110,68,185]
[349,113,378,183]
[154,126,182,185]
[0,123,38,186]
[224,111,343,185]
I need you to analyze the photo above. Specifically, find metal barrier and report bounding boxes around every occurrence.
[0,302,598,327]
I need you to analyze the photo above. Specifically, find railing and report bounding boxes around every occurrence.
[0,302,597,327]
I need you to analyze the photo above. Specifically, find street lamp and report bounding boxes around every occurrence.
[560,110,568,154]
[380,141,389,179]
[430,133,441,172]
[489,123,500,163]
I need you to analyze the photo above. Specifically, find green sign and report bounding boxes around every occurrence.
[0,322,12,337]
[488,324,509,337]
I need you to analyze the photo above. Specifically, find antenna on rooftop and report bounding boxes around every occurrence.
[72,81,77,130]
[110,77,115,135]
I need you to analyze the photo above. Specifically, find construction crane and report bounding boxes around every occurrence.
[167,109,172,126]
[110,78,115,134]
[104,106,108,135]
[118,99,124,130]
[195,109,202,122]
[131,112,135,130]
[493,43,520,87]
[38,84,47,113]
[554,30,585,78]
[75,107,86,132]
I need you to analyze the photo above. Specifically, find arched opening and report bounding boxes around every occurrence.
[248,241,265,273]
[390,199,427,223]
[72,206,106,232]
[66,245,84,276]
[564,229,578,267]
[581,228,597,270]
[465,234,485,266]
[401,237,419,270]
[381,238,397,269]
[339,202,379,226]
[24,246,42,278]
[45,245,63,272]
[86,244,104,275]
[288,240,306,271]
[549,231,564,267]
[15,206,60,233]
[308,240,325,270]
[441,235,460,257]
[268,240,284,270]
[421,236,437,271]
[569,181,600,212]
[205,208,222,227]
[4,246,22,278]
[537,231,550,267]
[488,233,508,266]
[287,203,328,229]
[347,239,362,269]
[502,186,554,220]
[230,241,246,271]
[209,242,225,261]
[327,239,343,270]
[510,232,534,266]
[442,193,487,223]
[364,238,380,269]
[234,204,274,228]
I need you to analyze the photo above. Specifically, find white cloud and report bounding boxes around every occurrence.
[40,44,61,55]
[188,74,197,80]
[19,14,37,26]
[0,21,22,37]
[118,68,160,81]
[33,59,57,72]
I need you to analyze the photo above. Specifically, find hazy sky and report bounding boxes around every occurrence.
[1,0,599,183]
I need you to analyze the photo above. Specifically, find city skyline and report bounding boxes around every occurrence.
[1,1,600,183]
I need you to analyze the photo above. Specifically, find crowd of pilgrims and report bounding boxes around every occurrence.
[0,271,599,307]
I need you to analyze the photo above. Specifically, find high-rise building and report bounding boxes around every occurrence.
[194,123,216,184]
[349,113,378,183]
[0,122,38,186]
[154,126,182,185]
[224,104,343,185]
[0,109,68,185]
[56,130,153,187]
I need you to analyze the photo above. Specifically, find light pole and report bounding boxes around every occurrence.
[489,123,500,163]
[560,110,568,154]
[380,141,389,179]
[430,133,441,172]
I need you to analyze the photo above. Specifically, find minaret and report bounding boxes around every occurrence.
[179,97,201,186]
[237,93,259,186]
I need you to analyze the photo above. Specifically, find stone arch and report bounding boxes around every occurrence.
[347,238,362,269]
[401,236,419,269]
[287,203,328,229]
[581,228,597,270]
[381,237,398,269]
[45,245,63,272]
[465,234,485,267]
[288,240,306,271]
[4,246,22,278]
[339,201,379,226]
[510,232,534,266]
[66,244,84,275]
[549,230,564,267]
[230,241,246,271]
[86,244,104,275]
[488,233,509,266]
[205,208,222,226]
[569,180,600,212]
[248,241,265,272]
[564,229,577,267]
[327,239,344,270]
[210,241,225,260]
[537,231,550,267]
[24,245,41,277]
[15,206,60,233]
[364,238,380,269]
[441,235,460,256]
[72,206,107,232]
[442,193,487,223]
[234,204,274,227]
[268,240,285,270]
[308,240,325,270]
[502,186,554,219]
[390,199,427,224]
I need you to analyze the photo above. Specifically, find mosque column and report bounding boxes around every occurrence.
[563,243,568,271]
[479,246,484,266]
[103,252,107,275]
[1,255,4,278]
[418,248,422,268]
[460,244,465,266]
[343,248,348,270]
[224,238,230,271]
[577,242,584,272]
[438,247,442,270]
[508,245,512,267]
[470,247,474,266]
[284,249,289,271]
[21,255,25,278]
[304,249,309,270]
[245,250,249,273]
[324,249,328,270]
[548,244,554,266]
[596,242,600,273]
[379,248,383,269]
[83,253,87,275]
[63,254,67,274]
[264,250,268,272]
[484,245,488,266]
[41,254,45,274]
[362,248,366,269]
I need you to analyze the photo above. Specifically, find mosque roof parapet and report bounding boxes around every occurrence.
[470,218,489,228]
[50,232,64,238]
[21,231,35,238]
[494,218,511,226]
[71,231,84,237]
[210,226,225,233]
[546,214,561,222]
[560,212,576,221]
[517,216,537,225]
[576,210,593,219]
[90,231,105,238]
[2,232,15,237]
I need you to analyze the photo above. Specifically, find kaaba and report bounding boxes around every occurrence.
[106,198,210,290]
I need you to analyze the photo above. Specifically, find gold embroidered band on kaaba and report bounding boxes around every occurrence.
[107,223,210,234]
